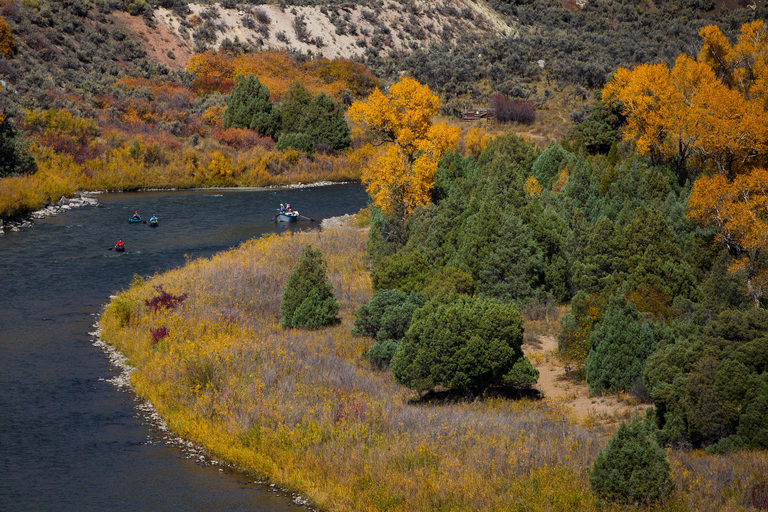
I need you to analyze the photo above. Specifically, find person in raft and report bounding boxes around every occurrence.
[279,203,285,212]
[131,211,141,220]
[286,203,292,212]
[115,239,124,250]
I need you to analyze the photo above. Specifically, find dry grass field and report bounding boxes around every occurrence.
[100,217,768,512]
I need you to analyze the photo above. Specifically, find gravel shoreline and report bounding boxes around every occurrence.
[0,191,101,235]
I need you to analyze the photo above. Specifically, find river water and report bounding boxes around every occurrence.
[0,184,368,511]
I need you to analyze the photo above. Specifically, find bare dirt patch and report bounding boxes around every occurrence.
[525,334,650,426]
[111,12,193,70]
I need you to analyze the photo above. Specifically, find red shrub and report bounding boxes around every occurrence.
[213,127,274,149]
[149,326,169,345]
[489,93,536,125]
[145,285,188,313]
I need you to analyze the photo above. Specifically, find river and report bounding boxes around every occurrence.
[0,184,368,511]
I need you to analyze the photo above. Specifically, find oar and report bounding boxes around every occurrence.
[299,214,316,222]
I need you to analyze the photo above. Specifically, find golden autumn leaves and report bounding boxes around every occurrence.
[604,21,768,306]
[603,21,768,177]
[349,77,461,215]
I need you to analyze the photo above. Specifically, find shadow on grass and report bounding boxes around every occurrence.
[409,385,543,406]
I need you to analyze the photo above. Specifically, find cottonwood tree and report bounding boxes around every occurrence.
[688,168,768,308]
[348,76,460,218]
[602,21,768,182]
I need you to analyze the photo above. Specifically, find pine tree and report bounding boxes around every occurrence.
[278,81,312,135]
[301,93,351,151]
[589,416,674,504]
[585,295,656,394]
[280,245,339,329]
[222,74,277,138]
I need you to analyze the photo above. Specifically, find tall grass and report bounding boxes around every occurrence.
[100,225,767,512]
[0,142,379,219]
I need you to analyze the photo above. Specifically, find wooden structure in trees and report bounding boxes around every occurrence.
[461,108,494,121]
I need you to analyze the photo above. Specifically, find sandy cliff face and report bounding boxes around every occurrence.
[135,1,517,68]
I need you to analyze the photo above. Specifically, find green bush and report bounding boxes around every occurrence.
[391,294,538,394]
[276,132,315,153]
[421,266,475,298]
[278,81,312,135]
[644,308,768,448]
[531,141,572,188]
[352,289,425,342]
[585,295,656,394]
[280,245,339,329]
[589,415,674,504]
[0,116,36,178]
[371,250,431,292]
[300,92,351,151]
[365,339,399,369]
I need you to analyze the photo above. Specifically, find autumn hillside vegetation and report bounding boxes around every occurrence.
[0,0,385,220]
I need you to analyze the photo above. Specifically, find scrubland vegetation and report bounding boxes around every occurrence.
[2,0,767,509]
[100,220,767,512]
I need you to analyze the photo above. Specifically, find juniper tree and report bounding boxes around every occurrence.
[280,245,339,329]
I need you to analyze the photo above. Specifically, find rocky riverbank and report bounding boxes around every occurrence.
[0,192,100,235]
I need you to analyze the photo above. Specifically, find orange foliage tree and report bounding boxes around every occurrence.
[0,14,15,59]
[688,168,768,307]
[187,50,378,102]
[348,77,460,216]
[603,21,768,181]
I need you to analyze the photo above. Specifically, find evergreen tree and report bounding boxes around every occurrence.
[278,81,312,135]
[222,74,278,138]
[585,295,656,394]
[0,116,36,178]
[391,294,538,394]
[276,133,315,153]
[532,141,572,188]
[300,93,351,151]
[280,245,339,329]
[589,415,674,504]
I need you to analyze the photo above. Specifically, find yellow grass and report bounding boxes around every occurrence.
[99,224,767,512]
[0,142,379,219]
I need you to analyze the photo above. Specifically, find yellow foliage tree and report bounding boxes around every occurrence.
[0,15,15,59]
[348,76,459,215]
[524,176,542,197]
[603,21,768,180]
[688,168,768,307]
[463,126,496,159]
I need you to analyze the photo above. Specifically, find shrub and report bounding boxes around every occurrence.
[149,326,169,345]
[278,81,312,135]
[144,285,188,313]
[213,127,273,149]
[280,245,339,329]
[589,416,674,504]
[489,93,536,125]
[222,74,278,138]
[365,339,399,369]
[276,132,315,153]
[585,295,656,395]
[531,141,572,188]
[421,266,475,298]
[0,14,16,58]
[391,294,538,395]
[300,93,351,151]
[352,289,425,342]
[371,250,431,292]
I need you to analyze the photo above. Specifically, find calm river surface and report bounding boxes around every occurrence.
[0,184,368,511]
